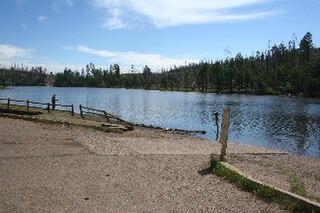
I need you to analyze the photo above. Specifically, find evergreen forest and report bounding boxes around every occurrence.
[1,32,319,97]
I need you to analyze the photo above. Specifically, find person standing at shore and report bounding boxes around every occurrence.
[51,94,57,110]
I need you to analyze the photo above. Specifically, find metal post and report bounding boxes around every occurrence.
[27,100,29,110]
[71,105,74,116]
[79,105,83,117]
[7,98,10,108]
[213,111,219,140]
[219,108,230,161]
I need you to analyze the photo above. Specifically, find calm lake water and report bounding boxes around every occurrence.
[1,86,320,158]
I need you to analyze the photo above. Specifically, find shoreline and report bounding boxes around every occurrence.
[3,85,320,99]
[0,102,319,160]
[2,103,318,159]
[0,112,319,211]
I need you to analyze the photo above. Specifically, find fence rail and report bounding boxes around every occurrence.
[79,105,133,125]
[0,97,74,116]
[79,105,109,121]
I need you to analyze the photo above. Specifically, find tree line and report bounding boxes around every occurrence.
[1,32,319,97]
[0,66,47,86]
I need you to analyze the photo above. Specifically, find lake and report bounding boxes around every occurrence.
[1,86,319,158]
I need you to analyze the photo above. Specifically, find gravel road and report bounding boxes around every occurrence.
[0,117,288,212]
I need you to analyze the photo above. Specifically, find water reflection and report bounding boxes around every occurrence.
[262,96,319,157]
[1,86,319,158]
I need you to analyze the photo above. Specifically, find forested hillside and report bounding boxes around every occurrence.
[1,32,319,97]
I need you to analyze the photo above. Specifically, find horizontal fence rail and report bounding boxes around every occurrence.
[79,105,132,125]
[79,105,109,121]
[0,97,74,116]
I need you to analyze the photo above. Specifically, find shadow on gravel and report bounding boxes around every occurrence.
[198,167,212,176]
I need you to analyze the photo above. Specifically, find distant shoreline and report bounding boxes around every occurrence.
[2,85,317,99]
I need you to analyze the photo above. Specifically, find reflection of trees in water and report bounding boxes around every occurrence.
[225,97,251,141]
[264,100,314,155]
[196,95,209,125]
[195,94,242,140]
[228,101,242,133]
[306,115,320,156]
[142,91,151,119]
[293,115,309,153]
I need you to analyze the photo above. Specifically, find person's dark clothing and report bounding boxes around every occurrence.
[51,95,56,110]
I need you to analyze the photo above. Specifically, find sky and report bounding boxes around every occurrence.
[0,0,320,73]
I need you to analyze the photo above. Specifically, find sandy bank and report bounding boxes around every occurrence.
[1,116,317,212]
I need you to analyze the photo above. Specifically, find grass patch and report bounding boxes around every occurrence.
[288,175,308,197]
[210,155,277,200]
[0,103,124,133]
[0,107,42,115]
[0,111,121,134]
[210,155,319,212]
[0,103,46,112]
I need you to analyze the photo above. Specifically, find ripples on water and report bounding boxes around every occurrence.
[1,87,319,158]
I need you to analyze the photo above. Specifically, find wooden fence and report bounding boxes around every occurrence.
[1,97,207,136]
[79,105,134,125]
[0,97,74,116]
[79,105,109,121]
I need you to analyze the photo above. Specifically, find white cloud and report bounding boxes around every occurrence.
[51,0,73,12]
[27,63,82,73]
[0,44,195,73]
[0,44,33,60]
[71,45,196,70]
[101,9,126,29]
[51,2,60,12]
[93,0,278,29]
[37,16,47,22]
[0,61,86,73]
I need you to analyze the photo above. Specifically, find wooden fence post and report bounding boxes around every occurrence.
[27,100,29,110]
[79,105,83,117]
[7,98,10,108]
[71,105,74,116]
[219,108,230,161]
[103,110,110,122]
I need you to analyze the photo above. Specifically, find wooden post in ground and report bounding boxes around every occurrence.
[219,108,230,161]
[26,100,29,110]
[103,110,110,122]
[7,98,10,108]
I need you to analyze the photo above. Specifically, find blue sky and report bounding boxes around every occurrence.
[0,0,319,73]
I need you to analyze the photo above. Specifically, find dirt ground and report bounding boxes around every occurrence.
[1,116,316,212]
